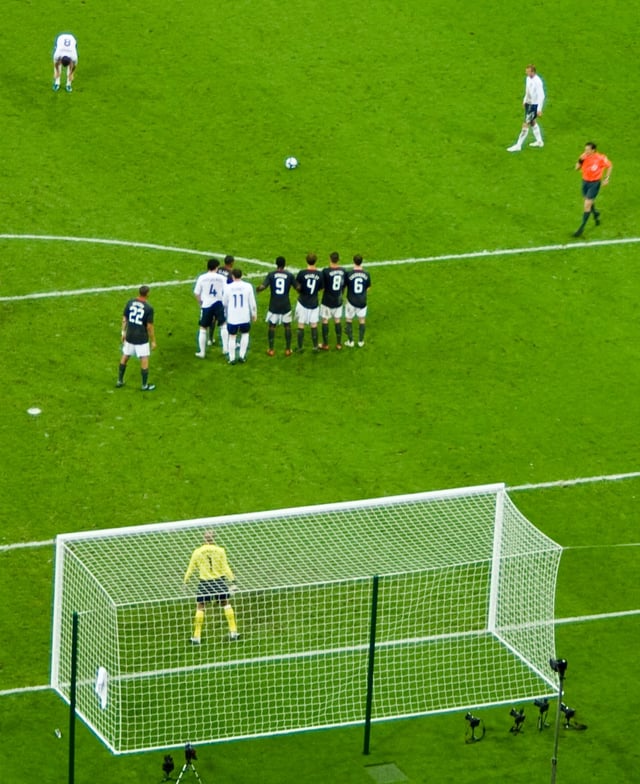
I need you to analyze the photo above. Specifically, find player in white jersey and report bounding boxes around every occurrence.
[193,258,228,358]
[222,268,257,364]
[52,33,78,93]
[507,64,545,152]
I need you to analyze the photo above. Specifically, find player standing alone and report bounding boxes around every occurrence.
[507,64,545,151]
[573,142,612,237]
[52,33,78,92]
[184,530,239,643]
[116,285,156,391]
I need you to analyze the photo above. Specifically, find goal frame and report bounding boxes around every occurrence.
[51,482,562,754]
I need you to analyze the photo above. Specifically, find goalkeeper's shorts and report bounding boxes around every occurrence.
[197,579,229,603]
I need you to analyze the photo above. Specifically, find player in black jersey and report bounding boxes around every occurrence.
[294,253,323,352]
[257,256,296,356]
[117,285,156,390]
[319,251,346,350]
[344,255,371,348]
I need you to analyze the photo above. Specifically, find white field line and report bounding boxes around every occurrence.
[1,608,637,699]
[1,470,640,555]
[1,234,639,303]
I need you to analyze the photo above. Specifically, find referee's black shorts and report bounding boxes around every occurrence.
[581,180,601,200]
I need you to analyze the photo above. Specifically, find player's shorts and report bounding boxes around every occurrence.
[227,322,251,335]
[320,304,343,322]
[211,301,225,326]
[265,310,293,325]
[122,341,150,358]
[524,104,538,124]
[295,302,320,325]
[197,579,230,603]
[345,302,367,320]
[199,305,216,329]
[581,180,601,200]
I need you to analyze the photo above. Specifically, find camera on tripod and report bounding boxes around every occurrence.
[464,712,485,743]
[161,755,175,781]
[185,744,197,763]
[465,712,480,729]
[549,658,568,677]
[533,697,550,730]
[509,707,526,733]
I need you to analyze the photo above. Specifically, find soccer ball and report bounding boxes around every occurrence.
[285,156,299,169]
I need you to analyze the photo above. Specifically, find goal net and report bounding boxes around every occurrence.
[51,483,562,754]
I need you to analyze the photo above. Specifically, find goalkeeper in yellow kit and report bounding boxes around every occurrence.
[184,530,239,643]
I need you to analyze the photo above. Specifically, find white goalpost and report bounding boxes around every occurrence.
[51,483,562,754]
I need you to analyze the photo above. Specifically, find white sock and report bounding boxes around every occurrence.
[198,330,207,354]
[533,125,543,143]
[239,333,249,359]
[228,334,236,357]
[221,325,229,354]
[517,128,528,147]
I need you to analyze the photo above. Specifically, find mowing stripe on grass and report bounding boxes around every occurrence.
[1,234,639,302]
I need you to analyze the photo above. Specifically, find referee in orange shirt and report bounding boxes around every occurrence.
[573,142,612,237]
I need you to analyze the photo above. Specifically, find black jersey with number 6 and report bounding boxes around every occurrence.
[345,270,371,308]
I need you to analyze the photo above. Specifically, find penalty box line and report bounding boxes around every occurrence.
[0,234,639,303]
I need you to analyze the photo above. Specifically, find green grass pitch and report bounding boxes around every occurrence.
[1,0,639,781]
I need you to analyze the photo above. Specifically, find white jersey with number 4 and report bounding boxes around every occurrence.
[54,34,78,63]
[194,271,226,308]
[223,280,257,326]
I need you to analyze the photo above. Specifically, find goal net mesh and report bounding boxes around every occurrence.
[51,484,562,753]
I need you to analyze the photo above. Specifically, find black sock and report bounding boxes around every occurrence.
[322,324,329,344]
[142,369,149,386]
[118,363,126,382]
[297,328,304,348]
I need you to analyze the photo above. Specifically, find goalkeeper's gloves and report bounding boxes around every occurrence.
[229,582,238,594]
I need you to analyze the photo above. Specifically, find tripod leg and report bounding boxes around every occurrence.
[175,763,188,784]
[192,766,204,783]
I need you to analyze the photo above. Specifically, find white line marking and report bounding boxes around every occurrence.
[1,472,639,553]
[2,609,636,698]
[1,234,639,302]
[555,609,640,625]
[0,233,270,266]
[509,471,640,491]
[0,539,54,552]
